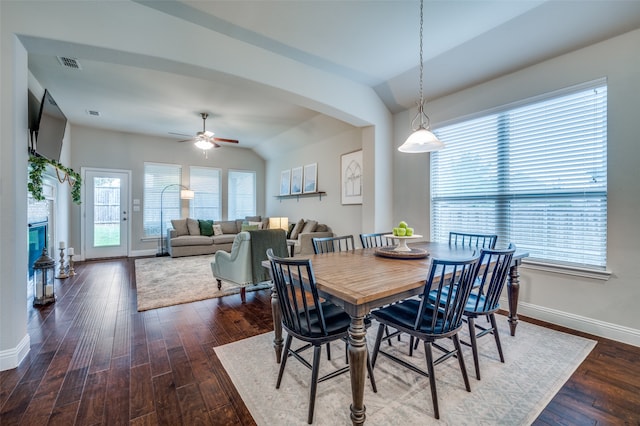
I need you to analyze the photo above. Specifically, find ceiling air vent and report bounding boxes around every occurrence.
[56,56,82,70]
[86,110,100,117]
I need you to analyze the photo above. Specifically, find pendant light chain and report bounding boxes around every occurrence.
[419,0,424,109]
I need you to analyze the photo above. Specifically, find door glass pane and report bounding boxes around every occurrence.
[93,177,121,247]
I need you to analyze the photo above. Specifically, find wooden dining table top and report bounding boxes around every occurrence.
[264,241,527,317]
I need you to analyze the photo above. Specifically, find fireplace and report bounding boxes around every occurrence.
[28,221,48,280]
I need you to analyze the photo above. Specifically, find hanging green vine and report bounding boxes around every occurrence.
[28,154,82,204]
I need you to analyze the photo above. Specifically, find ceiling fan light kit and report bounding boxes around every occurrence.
[175,112,239,157]
[398,0,445,154]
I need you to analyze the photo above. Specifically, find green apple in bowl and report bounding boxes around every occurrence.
[405,227,414,236]
[398,221,408,229]
[393,227,400,236]
[396,227,407,236]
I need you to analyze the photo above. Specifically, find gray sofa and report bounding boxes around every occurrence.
[167,217,268,258]
[286,218,333,255]
[167,216,332,257]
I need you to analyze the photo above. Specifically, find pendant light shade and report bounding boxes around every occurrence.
[398,127,444,153]
[398,0,444,154]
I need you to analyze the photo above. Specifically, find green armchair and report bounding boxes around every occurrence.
[210,229,288,302]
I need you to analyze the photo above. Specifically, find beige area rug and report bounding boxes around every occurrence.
[134,255,271,311]
[215,316,595,425]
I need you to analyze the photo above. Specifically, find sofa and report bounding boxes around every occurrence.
[286,218,333,255]
[167,216,331,257]
[167,216,269,258]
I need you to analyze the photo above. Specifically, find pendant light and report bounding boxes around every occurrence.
[398,0,444,153]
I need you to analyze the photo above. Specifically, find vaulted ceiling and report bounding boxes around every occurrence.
[22,0,640,153]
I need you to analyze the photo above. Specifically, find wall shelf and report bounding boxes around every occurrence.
[275,191,326,202]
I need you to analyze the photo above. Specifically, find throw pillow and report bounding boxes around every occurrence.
[241,224,259,231]
[213,224,223,236]
[289,218,306,240]
[199,219,214,236]
[315,224,329,232]
[248,221,263,229]
[300,220,318,234]
[171,218,188,236]
[187,218,201,235]
[286,223,295,238]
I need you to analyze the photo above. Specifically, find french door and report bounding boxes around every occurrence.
[83,168,130,259]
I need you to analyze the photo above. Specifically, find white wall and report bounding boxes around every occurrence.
[70,125,266,256]
[393,29,640,345]
[264,115,367,240]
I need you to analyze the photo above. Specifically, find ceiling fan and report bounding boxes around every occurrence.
[174,113,238,157]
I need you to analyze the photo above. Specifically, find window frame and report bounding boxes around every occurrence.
[189,166,222,221]
[430,79,608,273]
[143,162,182,238]
[227,169,257,220]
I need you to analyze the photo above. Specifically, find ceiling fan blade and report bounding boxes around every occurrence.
[177,139,194,143]
[169,132,192,137]
[213,137,239,144]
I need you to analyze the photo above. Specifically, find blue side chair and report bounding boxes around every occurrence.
[267,249,377,424]
[456,244,515,380]
[370,255,479,419]
[449,231,498,249]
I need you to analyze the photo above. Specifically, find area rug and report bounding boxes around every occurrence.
[215,316,595,425]
[134,255,271,311]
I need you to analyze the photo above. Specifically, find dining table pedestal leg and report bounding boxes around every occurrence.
[348,315,367,425]
[507,260,522,336]
[271,289,283,363]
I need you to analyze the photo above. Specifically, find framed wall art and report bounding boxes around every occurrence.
[279,169,291,195]
[290,166,303,195]
[341,150,363,205]
[303,163,317,193]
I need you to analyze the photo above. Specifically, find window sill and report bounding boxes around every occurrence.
[521,259,612,281]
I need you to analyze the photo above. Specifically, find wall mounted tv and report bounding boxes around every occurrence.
[32,89,67,162]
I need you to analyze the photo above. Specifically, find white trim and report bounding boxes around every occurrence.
[130,249,157,258]
[522,260,612,281]
[503,298,640,347]
[0,334,30,371]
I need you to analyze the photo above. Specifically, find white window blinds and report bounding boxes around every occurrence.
[189,166,221,221]
[228,170,256,219]
[431,81,607,268]
[143,163,182,237]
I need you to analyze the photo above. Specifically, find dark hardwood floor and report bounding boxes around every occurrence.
[1,258,638,425]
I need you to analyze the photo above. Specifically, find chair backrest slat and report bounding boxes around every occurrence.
[359,232,397,249]
[449,231,498,249]
[312,235,356,254]
[267,249,328,338]
[468,244,516,313]
[416,256,479,334]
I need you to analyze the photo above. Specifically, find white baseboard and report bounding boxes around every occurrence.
[130,249,157,258]
[503,298,640,347]
[0,334,30,371]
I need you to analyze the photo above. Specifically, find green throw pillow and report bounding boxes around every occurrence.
[241,224,259,231]
[199,219,214,236]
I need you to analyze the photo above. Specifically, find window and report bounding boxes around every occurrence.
[228,170,256,219]
[143,163,182,237]
[431,80,607,268]
[189,166,221,220]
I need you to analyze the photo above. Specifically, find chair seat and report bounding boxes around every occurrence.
[371,299,454,337]
[427,288,499,316]
[294,301,352,338]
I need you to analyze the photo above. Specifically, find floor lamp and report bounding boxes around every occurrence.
[158,184,194,256]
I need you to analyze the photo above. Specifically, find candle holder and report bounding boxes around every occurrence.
[56,247,68,279]
[68,254,76,277]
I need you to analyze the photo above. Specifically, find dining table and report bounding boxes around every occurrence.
[263,241,529,425]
